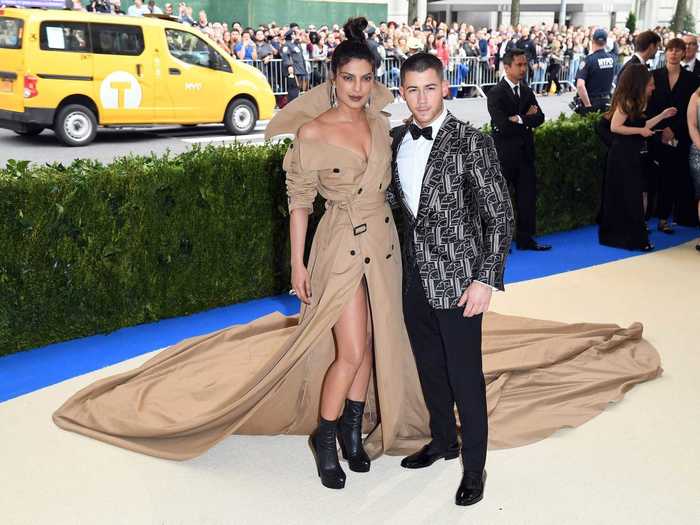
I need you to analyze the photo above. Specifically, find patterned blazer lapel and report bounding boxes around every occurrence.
[390,124,415,220]
[415,112,458,223]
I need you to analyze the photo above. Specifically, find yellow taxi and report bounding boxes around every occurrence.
[0,8,276,146]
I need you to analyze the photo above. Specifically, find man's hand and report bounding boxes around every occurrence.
[457,281,493,318]
[526,105,539,115]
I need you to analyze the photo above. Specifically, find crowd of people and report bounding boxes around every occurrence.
[68,1,682,96]
[596,34,700,252]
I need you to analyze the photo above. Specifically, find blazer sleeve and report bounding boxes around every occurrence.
[466,133,515,290]
[386,126,404,209]
[282,140,318,213]
[521,88,545,128]
[487,87,522,137]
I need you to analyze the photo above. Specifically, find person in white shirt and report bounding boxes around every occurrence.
[387,52,514,508]
[682,33,700,77]
[126,0,149,16]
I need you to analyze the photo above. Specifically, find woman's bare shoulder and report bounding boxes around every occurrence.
[297,111,334,141]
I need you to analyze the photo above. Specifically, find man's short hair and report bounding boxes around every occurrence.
[502,48,526,66]
[635,30,661,52]
[400,52,444,85]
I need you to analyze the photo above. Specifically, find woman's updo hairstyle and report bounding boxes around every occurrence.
[330,17,378,75]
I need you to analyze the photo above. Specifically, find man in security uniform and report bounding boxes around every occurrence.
[574,29,615,114]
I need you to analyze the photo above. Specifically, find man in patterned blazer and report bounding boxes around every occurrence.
[387,52,514,507]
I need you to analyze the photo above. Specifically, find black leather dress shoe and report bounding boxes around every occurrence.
[400,441,460,469]
[455,470,486,506]
[516,238,552,251]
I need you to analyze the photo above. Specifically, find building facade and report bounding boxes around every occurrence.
[120,0,699,31]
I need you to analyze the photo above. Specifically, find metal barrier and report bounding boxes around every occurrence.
[242,56,578,98]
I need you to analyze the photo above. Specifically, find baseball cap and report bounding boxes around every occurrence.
[593,29,608,42]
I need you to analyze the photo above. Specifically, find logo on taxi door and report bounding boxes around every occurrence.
[99,71,142,110]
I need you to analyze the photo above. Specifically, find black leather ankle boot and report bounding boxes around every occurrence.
[309,417,346,489]
[338,399,371,472]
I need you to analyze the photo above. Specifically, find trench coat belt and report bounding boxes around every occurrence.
[325,192,388,236]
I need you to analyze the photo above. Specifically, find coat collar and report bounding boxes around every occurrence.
[264,80,394,139]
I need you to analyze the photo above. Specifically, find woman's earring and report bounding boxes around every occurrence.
[366,94,372,109]
[330,83,337,107]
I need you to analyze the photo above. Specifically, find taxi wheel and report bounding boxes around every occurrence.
[224,99,258,135]
[54,104,98,147]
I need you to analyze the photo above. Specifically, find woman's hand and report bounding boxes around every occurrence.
[640,127,654,138]
[662,107,678,119]
[291,262,312,304]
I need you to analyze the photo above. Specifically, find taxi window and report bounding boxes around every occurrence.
[40,21,91,52]
[0,18,23,49]
[165,28,231,73]
[91,24,144,56]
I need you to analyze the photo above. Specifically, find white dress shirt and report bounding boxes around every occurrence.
[396,106,448,217]
[396,106,497,291]
[502,75,524,124]
[683,55,698,72]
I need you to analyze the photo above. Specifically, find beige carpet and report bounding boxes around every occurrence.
[1,242,698,525]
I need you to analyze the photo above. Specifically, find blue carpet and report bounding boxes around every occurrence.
[1,219,697,403]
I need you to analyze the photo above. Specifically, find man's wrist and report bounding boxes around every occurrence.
[473,279,497,291]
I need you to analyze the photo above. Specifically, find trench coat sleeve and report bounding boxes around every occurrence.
[466,133,515,290]
[282,140,319,213]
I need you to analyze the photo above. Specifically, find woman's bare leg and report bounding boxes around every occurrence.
[319,279,370,420]
[347,308,373,402]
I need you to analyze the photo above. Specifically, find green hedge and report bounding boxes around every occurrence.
[533,111,605,232]
[0,112,604,356]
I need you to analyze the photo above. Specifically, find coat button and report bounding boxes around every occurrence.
[350,250,356,256]
[364,257,370,264]
[357,188,363,194]
[333,168,340,173]
[386,254,392,259]
[385,217,389,223]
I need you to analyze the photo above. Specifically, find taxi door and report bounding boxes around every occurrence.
[36,20,94,102]
[160,27,229,122]
[89,22,154,124]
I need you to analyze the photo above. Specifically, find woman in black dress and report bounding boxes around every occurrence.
[599,64,678,251]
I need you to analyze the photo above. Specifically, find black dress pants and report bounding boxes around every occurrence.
[502,157,537,242]
[402,266,487,473]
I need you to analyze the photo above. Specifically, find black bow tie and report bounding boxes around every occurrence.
[409,123,433,141]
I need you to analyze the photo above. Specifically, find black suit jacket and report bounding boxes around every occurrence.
[486,78,545,166]
[618,54,646,79]
[647,67,700,147]
[684,58,700,79]
[386,113,515,309]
